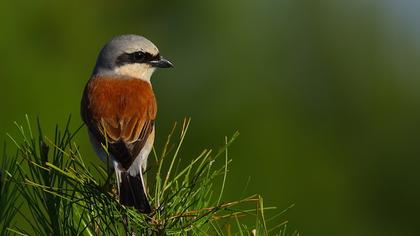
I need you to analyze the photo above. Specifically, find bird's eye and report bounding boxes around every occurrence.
[133,51,146,61]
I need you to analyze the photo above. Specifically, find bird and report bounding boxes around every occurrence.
[81,34,173,213]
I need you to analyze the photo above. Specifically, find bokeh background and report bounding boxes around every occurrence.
[1,1,420,235]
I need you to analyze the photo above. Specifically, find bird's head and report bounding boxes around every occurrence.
[93,34,173,81]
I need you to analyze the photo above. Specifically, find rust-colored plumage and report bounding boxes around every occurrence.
[81,34,173,214]
[81,76,156,169]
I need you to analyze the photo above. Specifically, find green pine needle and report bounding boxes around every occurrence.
[0,115,297,236]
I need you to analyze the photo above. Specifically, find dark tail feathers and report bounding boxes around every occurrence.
[119,172,152,214]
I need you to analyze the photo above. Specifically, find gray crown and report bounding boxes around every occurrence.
[93,35,159,74]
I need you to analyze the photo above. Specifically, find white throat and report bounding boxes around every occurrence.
[115,64,156,82]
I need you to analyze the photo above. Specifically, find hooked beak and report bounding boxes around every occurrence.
[149,57,174,68]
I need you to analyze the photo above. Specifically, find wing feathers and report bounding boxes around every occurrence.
[101,118,121,141]
[81,76,157,169]
[121,117,136,142]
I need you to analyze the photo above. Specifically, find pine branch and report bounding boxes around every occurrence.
[0,115,298,236]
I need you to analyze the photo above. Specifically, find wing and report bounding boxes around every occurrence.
[81,76,157,169]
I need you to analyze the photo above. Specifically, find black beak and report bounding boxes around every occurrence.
[149,57,174,68]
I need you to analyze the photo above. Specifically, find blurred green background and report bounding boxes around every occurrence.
[1,0,420,235]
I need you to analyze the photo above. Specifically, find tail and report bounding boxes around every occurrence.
[119,171,152,214]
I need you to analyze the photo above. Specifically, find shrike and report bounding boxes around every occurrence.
[81,34,173,213]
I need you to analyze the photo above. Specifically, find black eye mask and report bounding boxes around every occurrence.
[116,51,160,66]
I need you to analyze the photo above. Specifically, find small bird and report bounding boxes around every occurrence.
[81,34,173,213]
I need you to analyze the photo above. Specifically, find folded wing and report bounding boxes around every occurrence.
[81,76,157,169]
